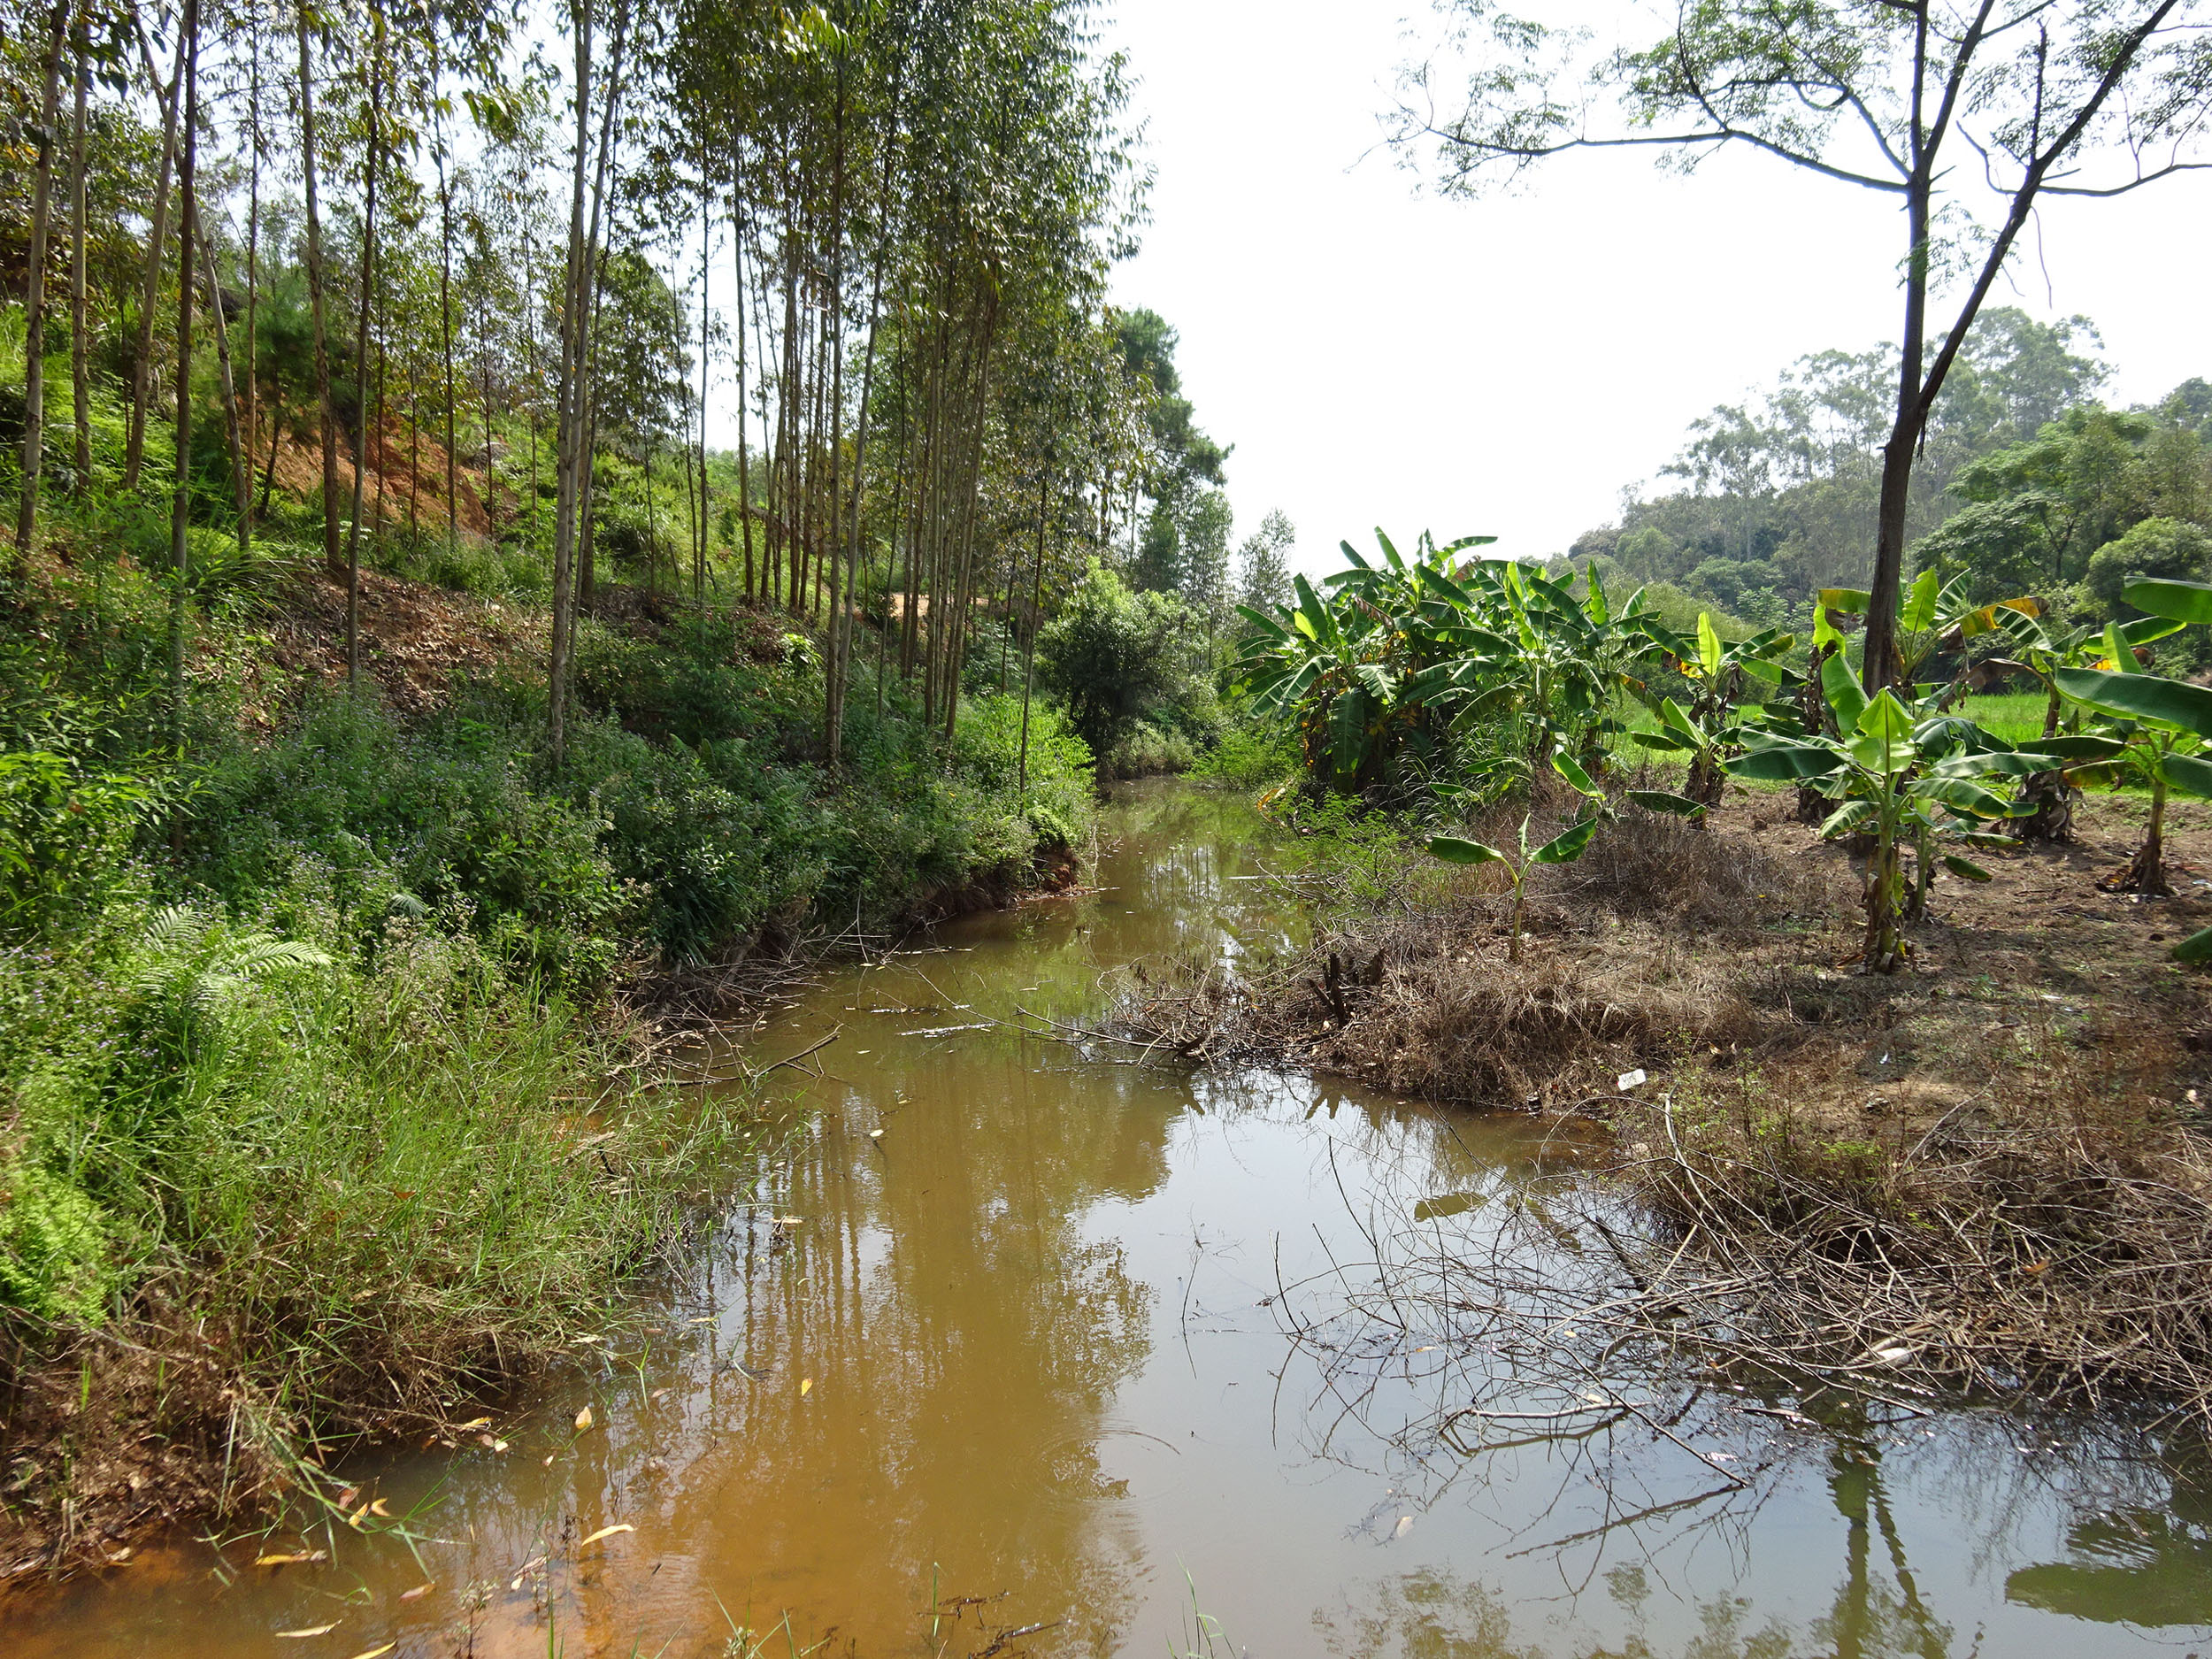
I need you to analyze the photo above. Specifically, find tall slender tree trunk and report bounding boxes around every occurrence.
[695,179,710,603]
[240,17,262,549]
[297,2,339,575]
[550,3,591,767]
[345,9,388,691]
[1864,159,1931,693]
[14,0,73,565]
[1018,450,1050,792]
[549,0,630,766]
[731,168,756,604]
[67,9,90,499]
[168,0,200,733]
[196,216,249,519]
[822,64,850,759]
[438,133,458,548]
[125,19,184,495]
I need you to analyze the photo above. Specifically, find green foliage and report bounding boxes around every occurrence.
[2085,518,2212,611]
[1036,559,1207,764]
[0,748,160,939]
[1730,648,2042,969]
[0,1159,116,1326]
[1427,752,1694,961]
[1190,707,1301,789]
[0,895,750,1382]
[1235,531,1659,799]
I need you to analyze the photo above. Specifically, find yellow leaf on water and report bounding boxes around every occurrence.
[367,1497,393,1518]
[256,1550,329,1566]
[345,1645,397,1659]
[799,1378,813,1396]
[273,1623,340,1638]
[573,1404,594,1432]
[452,1417,492,1432]
[577,1523,634,1548]
[398,1582,434,1602]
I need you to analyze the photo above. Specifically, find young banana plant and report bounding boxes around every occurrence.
[1627,695,1735,810]
[1987,603,2189,841]
[1729,655,2032,972]
[2053,597,2212,896]
[1426,754,1701,962]
[1816,569,2037,690]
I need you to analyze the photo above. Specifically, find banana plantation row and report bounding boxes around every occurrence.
[1236,534,2212,971]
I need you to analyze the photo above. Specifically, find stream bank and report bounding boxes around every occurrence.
[1120,783,2212,1422]
[5,782,2211,1656]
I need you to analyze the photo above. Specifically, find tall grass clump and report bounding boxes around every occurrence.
[2,897,747,1416]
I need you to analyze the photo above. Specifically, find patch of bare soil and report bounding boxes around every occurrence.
[256,565,545,721]
[1119,786,2212,1415]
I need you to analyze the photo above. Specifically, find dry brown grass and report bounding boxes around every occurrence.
[1117,804,1828,1106]
[1601,1029,2212,1415]
[1123,792,2212,1418]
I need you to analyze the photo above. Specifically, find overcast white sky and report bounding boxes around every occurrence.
[1095,0,2212,576]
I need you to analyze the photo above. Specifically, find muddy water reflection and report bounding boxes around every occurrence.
[13,783,2212,1655]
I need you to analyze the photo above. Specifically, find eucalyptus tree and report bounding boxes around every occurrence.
[12,0,75,566]
[548,0,638,767]
[1394,0,2212,688]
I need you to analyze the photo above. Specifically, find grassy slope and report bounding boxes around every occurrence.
[0,480,1095,1563]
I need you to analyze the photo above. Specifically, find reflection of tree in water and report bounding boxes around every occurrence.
[1303,1425,1973,1658]
[641,1025,1173,1648]
[1310,1567,1793,1659]
[1809,1440,1951,1659]
[2006,1423,2212,1626]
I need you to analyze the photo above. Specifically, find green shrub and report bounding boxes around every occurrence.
[2087,518,2212,613]
[0,748,159,939]
[185,693,634,989]
[1036,560,1200,759]
[576,718,824,960]
[572,615,807,750]
[0,1160,115,1325]
[0,898,749,1396]
[1105,718,1196,778]
[1192,717,1300,788]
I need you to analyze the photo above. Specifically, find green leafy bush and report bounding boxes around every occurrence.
[0,1160,115,1325]
[1037,560,1202,761]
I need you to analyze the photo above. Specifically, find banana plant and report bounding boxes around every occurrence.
[1236,532,1673,798]
[1987,603,2187,839]
[1427,753,1700,962]
[1236,532,1509,795]
[2052,600,2212,896]
[1816,570,2037,690]
[1729,655,2032,971]
[1625,695,1734,810]
[1441,559,1663,775]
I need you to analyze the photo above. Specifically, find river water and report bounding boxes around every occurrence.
[14,781,2212,1655]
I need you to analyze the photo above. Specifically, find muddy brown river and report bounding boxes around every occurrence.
[12,782,2212,1655]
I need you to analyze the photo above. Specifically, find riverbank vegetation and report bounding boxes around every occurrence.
[1133,359,2212,1417]
[0,0,1294,1570]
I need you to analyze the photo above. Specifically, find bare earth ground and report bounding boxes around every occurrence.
[1234,788,2212,1144]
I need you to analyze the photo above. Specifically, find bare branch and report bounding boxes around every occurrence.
[1419,119,1908,191]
